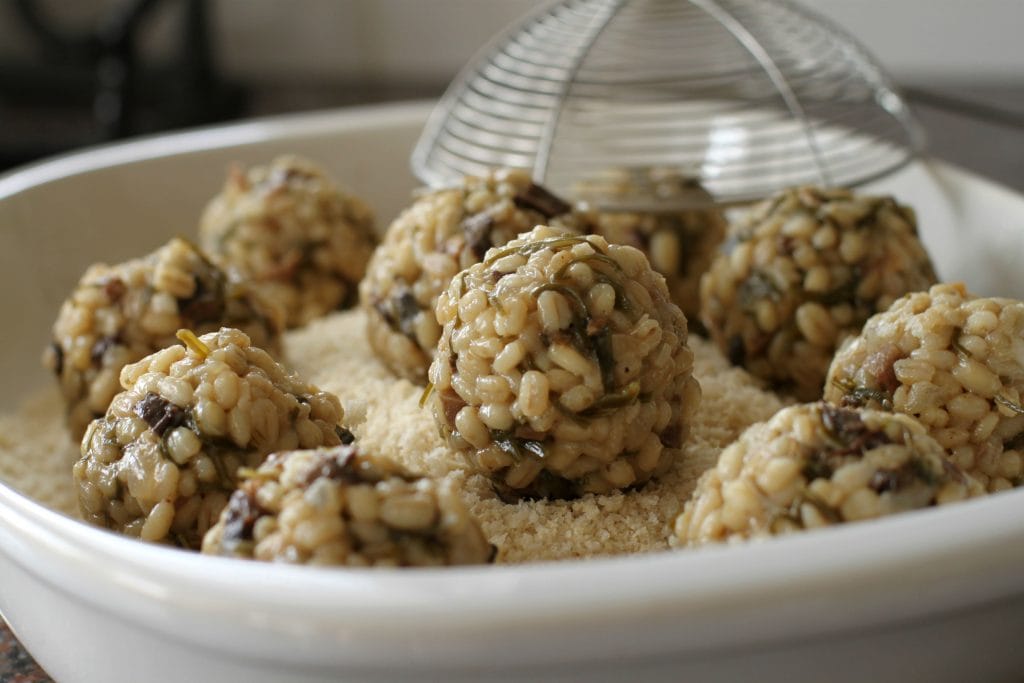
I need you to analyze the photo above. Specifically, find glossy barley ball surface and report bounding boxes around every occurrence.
[202,444,495,567]
[675,402,980,545]
[199,155,376,328]
[74,328,347,548]
[700,186,937,400]
[428,226,700,499]
[576,169,726,324]
[825,282,1024,492]
[44,237,280,440]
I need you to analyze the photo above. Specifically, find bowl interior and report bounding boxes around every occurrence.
[0,106,423,412]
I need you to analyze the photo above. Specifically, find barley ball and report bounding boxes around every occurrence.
[575,168,726,324]
[359,168,578,383]
[700,186,937,400]
[428,225,700,499]
[675,402,980,545]
[74,327,348,548]
[825,282,1024,492]
[44,237,280,440]
[199,155,376,328]
[202,444,495,567]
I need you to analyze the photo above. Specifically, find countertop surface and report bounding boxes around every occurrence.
[0,625,49,683]
[1,85,1022,682]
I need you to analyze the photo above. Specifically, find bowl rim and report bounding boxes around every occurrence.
[4,471,1024,659]
[3,102,1024,665]
[0,101,431,200]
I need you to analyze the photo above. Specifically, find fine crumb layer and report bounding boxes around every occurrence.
[0,309,783,563]
[0,387,80,517]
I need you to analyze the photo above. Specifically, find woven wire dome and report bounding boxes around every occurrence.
[411,0,926,210]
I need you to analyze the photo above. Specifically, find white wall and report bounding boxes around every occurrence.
[0,1,1021,84]
[811,0,1024,82]
[211,0,1024,84]
[211,0,527,82]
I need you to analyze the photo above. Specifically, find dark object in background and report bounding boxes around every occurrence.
[0,0,245,170]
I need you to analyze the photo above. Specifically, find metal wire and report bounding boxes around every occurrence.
[410,0,925,210]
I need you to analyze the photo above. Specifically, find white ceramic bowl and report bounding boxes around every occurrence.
[2,102,1024,683]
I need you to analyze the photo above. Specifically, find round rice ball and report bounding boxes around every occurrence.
[700,186,937,400]
[199,155,376,328]
[574,168,726,324]
[428,225,701,499]
[202,444,495,567]
[359,168,578,383]
[74,327,348,548]
[825,282,1024,492]
[675,402,980,545]
[44,237,280,440]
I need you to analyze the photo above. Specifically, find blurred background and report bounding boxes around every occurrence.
[0,0,1021,187]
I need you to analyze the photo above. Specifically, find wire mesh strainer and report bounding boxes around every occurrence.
[411,0,926,210]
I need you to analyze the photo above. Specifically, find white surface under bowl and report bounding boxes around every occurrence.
[1,102,1024,683]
